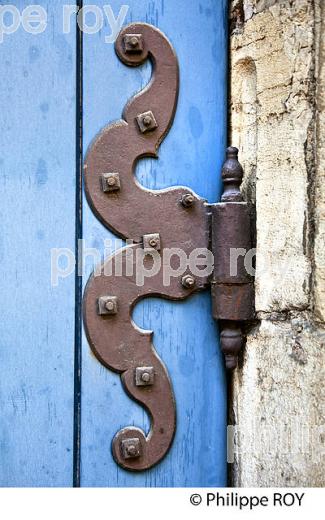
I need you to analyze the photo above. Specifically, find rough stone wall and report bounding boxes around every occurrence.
[229,0,325,486]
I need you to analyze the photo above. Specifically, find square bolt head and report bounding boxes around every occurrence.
[121,437,142,459]
[135,366,155,386]
[136,110,158,133]
[123,34,143,54]
[143,233,161,252]
[98,296,118,316]
[101,172,120,193]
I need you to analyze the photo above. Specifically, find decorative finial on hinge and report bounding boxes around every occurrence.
[220,321,243,370]
[221,146,243,202]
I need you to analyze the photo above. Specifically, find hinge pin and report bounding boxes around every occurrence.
[211,146,255,370]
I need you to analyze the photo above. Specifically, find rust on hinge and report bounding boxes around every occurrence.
[83,21,255,473]
[83,22,209,473]
[210,147,255,369]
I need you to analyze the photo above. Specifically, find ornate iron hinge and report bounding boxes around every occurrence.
[83,23,255,472]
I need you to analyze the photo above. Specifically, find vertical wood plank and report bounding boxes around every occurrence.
[0,1,76,486]
[82,0,228,486]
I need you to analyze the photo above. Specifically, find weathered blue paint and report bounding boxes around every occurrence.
[0,0,227,486]
[81,0,228,486]
[0,2,76,486]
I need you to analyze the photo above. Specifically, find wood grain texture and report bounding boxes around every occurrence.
[0,2,76,486]
[81,0,228,486]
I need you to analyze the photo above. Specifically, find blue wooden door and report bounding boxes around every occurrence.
[0,1,76,486]
[0,0,227,486]
[81,0,228,487]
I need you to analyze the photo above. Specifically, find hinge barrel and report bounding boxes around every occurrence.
[211,202,254,321]
[211,147,255,369]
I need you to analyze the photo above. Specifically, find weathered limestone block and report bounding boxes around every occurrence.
[315,0,325,321]
[230,1,315,312]
[229,0,325,486]
[232,317,325,487]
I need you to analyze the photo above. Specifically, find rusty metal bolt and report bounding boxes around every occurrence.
[120,437,141,459]
[107,176,116,186]
[181,275,196,289]
[181,193,195,207]
[130,36,139,48]
[149,237,158,248]
[143,233,160,251]
[101,172,120,193]
[123,34,143,55]
[105,301,115,312]
[98,295,118,316]
[135,366,154,386]
[136,110,158,133]
[126,444,137,457]
[143,115,152,127]
[141,372,151,383]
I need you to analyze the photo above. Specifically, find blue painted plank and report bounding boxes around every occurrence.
[0,2,76,486]
[81,0,228,486]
